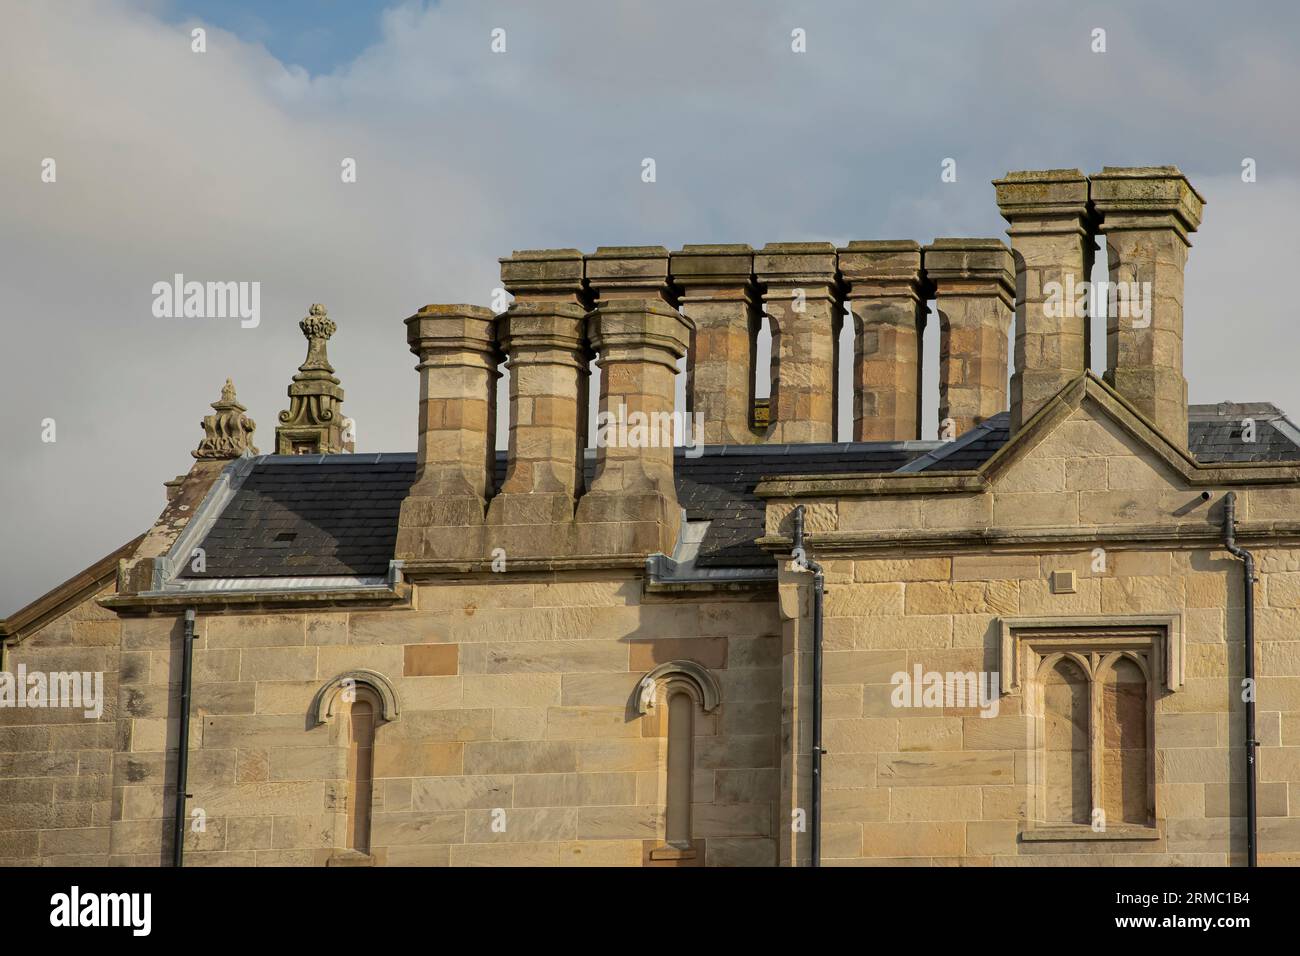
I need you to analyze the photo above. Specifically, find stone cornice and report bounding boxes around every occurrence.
[756,522,1300,558]
[100,584,411,615]
[400,554,650,576]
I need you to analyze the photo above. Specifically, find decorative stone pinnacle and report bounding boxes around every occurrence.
[277,303,353,455]
[297,303,338,375]
[193,378,258,460]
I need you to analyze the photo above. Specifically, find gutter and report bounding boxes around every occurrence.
[643,553,774,593]
[173,607,197,868]
[791,505,824,868]
[1221,492,1259,867]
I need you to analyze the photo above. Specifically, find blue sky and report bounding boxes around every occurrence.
[163,0,392,72]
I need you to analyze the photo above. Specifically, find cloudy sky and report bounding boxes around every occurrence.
[3,0,1298,614]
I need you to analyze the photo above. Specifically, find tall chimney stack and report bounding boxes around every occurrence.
[671,244,760,445]
[488,250,591,536]
[838,241,927,441]
[1090,167,1205,445]
[923,239,1015,437]
[755,243,843,443]
[579,247,692,555]
[395,304,498,560]
[994,169,1096,431]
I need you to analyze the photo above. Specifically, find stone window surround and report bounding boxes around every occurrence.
[311,668,401,727]
[311,669,400,867]
[634,660,721,864]
[999,614,1183,843]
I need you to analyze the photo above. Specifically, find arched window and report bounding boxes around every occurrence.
[665,689,695,848]
[1101,655,1149,827]
[634,660,721,865]
[345,690,378,854]
[312,670,400,863]
[1010,626,1161,837]
[1041,655,1089,825]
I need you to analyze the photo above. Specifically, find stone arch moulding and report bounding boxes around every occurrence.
[998,614,1183,695]
[633,660,722,716]
[312,669,401,726]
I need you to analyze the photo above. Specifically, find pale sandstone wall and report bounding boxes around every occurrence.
[97,573,780,866]
[772,407,1300,865]
[0,585,121,866]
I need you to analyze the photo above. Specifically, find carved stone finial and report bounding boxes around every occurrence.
[276,303,354,455]
[193,378,258,460]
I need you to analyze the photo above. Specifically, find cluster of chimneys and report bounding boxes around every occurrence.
[187,167,1206,569]
[395,166,1205,569]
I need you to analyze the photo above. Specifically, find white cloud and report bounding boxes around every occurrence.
[3,0,1300,612]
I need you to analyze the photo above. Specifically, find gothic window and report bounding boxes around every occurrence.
[1035,650,1152,831]
[1001,619,1177,840]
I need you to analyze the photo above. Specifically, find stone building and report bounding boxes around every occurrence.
[4,166,1300,866]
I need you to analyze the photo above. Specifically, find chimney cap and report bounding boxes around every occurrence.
[499,249,587,300]
[754,242,838,283]
[994,168,1091,223]
[838,241,924,292]
[1090,166,1205,239]
[923,239,1015,302]
[670,244,755,287]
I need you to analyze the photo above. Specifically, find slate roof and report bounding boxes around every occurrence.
[180,454,416,579]
[676,443,932,567]
[180,401,1300,579]
[1188,402,1300,463]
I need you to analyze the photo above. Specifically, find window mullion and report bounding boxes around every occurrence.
[1089,672,1103,828]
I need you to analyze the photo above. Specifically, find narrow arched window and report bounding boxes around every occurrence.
[665,689,695,848]
[1041,657,1089,825]
[345,690,377,855]
[312,669,400,863]
[633,660,721,865]
[1101,656,1149,826]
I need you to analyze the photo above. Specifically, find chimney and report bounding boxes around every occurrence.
[488,250,590,532]
[838,241,927,441]
[670,244,760,445]
[395,304,498,561]
[579,247,692,555]
[1090,166,1205,445]
[923,239,1015,437]
[276,304,353,455]
[994,169,1096,430]
[754,243,843,443]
